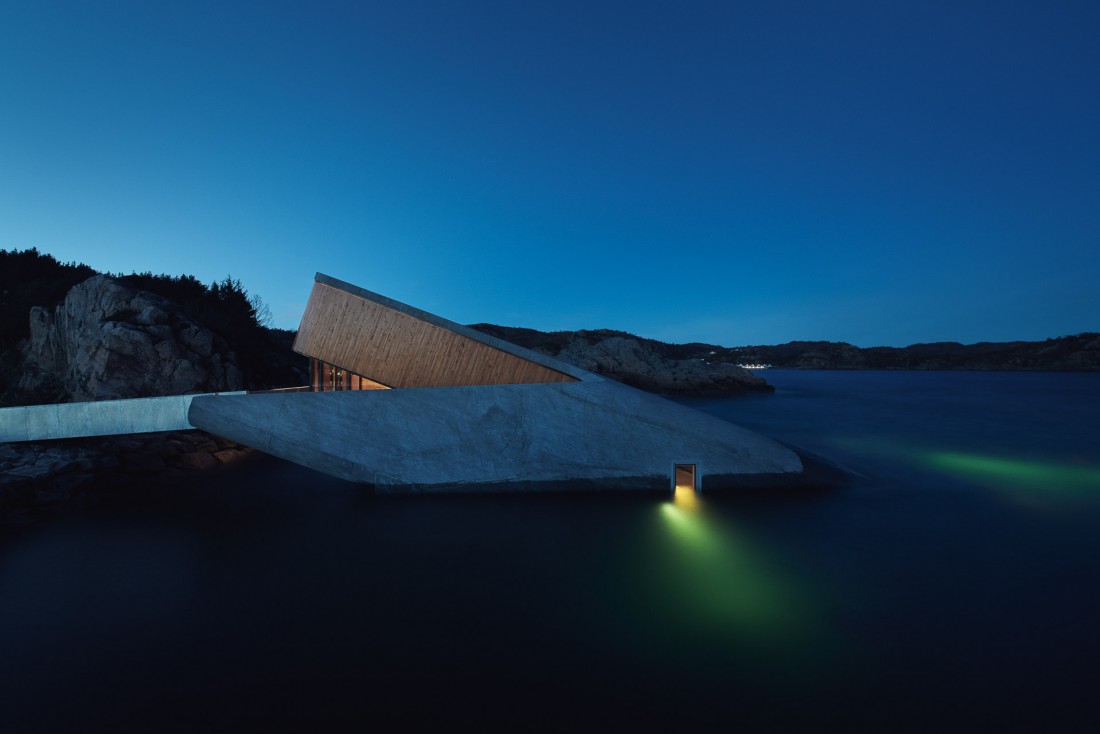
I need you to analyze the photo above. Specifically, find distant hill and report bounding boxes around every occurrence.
[471,324,771,395]
[723,335,1100,370]
[471,325,1100,372]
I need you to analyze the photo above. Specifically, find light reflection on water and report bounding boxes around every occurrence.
[826,434,1100,507]
[644,483,827,663]
[672,483,698,511]
[925,451,1100,497]
[3,370,1099,730]
[686,370,1100,515]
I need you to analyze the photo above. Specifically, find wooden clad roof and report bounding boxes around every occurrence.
[292,275,582,388]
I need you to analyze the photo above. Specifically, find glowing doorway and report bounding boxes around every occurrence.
[673,463,698,509]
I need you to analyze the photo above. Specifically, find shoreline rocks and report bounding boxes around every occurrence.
[1,430,254,525]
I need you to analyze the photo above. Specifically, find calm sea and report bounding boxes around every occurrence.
[2,371,1099,732]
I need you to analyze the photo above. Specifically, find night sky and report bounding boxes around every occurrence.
[2,1,1097,346]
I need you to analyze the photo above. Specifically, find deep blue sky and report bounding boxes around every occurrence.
[2,1,1097,346]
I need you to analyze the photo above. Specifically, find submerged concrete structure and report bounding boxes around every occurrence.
[188,274,804,492]
[1,273,810,493]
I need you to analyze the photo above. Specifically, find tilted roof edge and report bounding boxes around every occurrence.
[313,272,594,382]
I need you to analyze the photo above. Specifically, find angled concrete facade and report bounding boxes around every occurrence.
[189,273,804,492]
[188,380,801,493]
[2,272,808,493]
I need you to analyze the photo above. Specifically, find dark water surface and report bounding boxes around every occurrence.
[3,371,1099,731]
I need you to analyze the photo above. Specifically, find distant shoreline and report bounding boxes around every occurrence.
[741,365,1100,372]
[472,324,1100,373]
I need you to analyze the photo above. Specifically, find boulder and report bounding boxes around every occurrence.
[213,448,247,464]
[17,275,243,401]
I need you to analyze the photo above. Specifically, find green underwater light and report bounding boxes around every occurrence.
[654,493,809,644]
[925,452,1100,493]
[828,435,1100,504]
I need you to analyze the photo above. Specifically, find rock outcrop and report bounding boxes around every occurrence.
[471,325,772,395]
[17,275,243,402]
[556,336,772,395]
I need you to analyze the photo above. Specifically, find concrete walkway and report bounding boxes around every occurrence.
[0,392,246,442]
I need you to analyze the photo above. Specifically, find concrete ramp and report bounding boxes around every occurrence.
[188,382,803,492]
[0,392,246,442]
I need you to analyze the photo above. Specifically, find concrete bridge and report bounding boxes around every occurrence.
[0,392,246,443]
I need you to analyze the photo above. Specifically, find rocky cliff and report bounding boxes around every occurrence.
[470,325,772,395]
[15,275,244,403]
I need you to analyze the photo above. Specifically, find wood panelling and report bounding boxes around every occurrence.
[293,282,578,388]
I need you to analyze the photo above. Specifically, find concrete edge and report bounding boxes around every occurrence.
[0,392,247,442]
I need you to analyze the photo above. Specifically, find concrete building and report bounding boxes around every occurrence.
[3,273,814,493]
[188,274,805,493]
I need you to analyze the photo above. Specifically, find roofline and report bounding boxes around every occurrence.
[312,273,593,382]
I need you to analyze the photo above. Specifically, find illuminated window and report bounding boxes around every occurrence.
[674,463,696,493]
[673,463,698,509]
[674,464,696,492]
[308,358,391,391]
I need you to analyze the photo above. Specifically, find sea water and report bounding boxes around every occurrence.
[1,371,1098,731]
